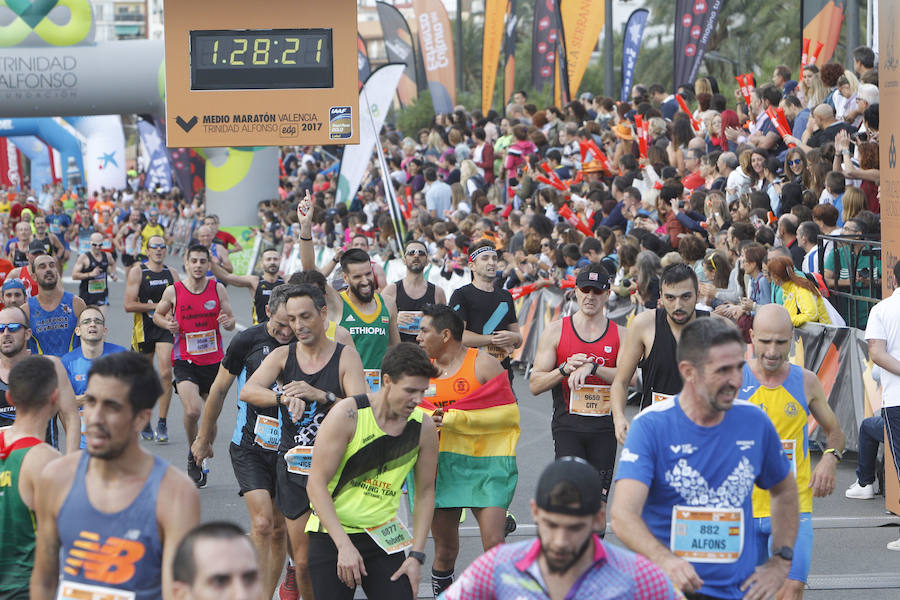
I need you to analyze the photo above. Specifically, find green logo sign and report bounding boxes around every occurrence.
[0,0,93,47]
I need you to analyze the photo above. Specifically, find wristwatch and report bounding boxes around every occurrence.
[325,391,337,404]
[824,448,843,462]
[408,550,426,565]
[559,365,570,378]
[772,546,793,562]
[275,391,283,405]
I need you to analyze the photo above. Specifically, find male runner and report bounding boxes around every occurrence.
[305,343,439,600]
[241,284,368,600]
[25,253,85,357]
[154,243,236,486]
[139,207,168,255]
[45,202,72,260]
[30,352,201,599]
[115,208,145,271]
[195,225,234,276]
[448,240,522,373]
[2,279,26,309]
[190,285,296,599]
[210,247,285,324]
[611,318,798,600]
[348,233,387,290]
[0,357,62,599]
[529,264,625,532]
[125,233,178,442]
[32,215,67,267]
[7,221,34,268]
[203,214,244,254]
[416,304,511,596]
[71,232,117,315]
[440,458,682,600]
[737,305,845,599]
[298,196,399,392]
[0,306,79,453]
[172,522,261,600]
[6,239,49,297]
[382,239,446,344]
[611,263,708,444]
[287,270,357,348]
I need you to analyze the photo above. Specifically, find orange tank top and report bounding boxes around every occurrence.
[430,347,481,410]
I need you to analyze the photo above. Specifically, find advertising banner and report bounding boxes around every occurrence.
[482,0,506,115]
[137,117,172,193]
[801,0,846,66]
[357,34,371,92]
[413,0,457,115]
[502,0,518,106]
[673,0,724,90]
[377,1,420,106]
[531,0,558,92]
[620,8,649,102]
[560,0,604,97]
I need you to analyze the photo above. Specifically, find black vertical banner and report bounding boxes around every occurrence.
[552,0,570,105]
[357,34,371,91]
[531,0,557,92]
[376,1,420,105]
[503,0,518,106]
[673,0,724,91]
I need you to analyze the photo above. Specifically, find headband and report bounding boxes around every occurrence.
[468,246,497,263]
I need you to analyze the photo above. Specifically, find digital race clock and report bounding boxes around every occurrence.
[189,29,334,90]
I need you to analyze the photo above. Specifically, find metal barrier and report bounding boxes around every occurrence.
[817,233,882,329]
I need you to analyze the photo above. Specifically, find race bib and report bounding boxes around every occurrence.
[365,369,381,392]
[569,384,612,417]
[87,278,106,294]
[185,330,217,355]
[285,445,313,475]
[50,223,61,234]
[397,311,423,335]
[670,506,743,563]
[365,516,413,554]
[782,439,797,476]
[57,581,136,600]
[652,392,675,404]
[254,415,280,451]
[485,344,511,361]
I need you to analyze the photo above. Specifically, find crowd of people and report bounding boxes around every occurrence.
[0,41,896,600]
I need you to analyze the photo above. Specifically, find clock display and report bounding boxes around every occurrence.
[190,28,333,90]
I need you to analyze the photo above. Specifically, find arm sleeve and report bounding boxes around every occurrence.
[438,545,500,600]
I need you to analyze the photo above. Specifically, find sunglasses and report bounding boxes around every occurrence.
[80,318,105,326]
[788,159,803,166]
[148,243,167,249]
[579,286,608,295]
[729,205,739,211]
[91,242,103,247]
[406,249,427,257]
[0,323,25,333]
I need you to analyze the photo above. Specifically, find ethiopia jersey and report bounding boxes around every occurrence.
[737,363,812,517]
[338,291,389,391]
[172,279,224,365]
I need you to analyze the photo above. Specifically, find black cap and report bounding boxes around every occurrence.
[27,239,46,255]
[575,268,610,291]
[535,458,604,516]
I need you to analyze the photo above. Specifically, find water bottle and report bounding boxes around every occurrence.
[201,459,209,476]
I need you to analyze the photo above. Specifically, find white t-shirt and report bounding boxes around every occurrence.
[865,288,900,408]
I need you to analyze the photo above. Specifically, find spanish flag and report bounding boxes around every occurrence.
[420,373,520,508]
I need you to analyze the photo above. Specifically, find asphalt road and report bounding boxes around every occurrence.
[63,256,900,599]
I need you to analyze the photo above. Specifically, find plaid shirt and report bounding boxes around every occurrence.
[439,535,683,600]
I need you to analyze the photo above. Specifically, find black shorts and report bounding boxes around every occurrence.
[134,323,174,354]
[121,253,139,267]
[275,453,312,520]
[229,442,278,497]
[552,429,617,502]
[173,360,219,397]
[308,532,413,600]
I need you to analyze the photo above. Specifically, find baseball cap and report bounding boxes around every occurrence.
[28,240,46,255]
[782,80,799,97]
[636,209,652,218]
[580,92,594,102]
[535,458,604,516]
[1,279,25,293]
[575,268,610,291]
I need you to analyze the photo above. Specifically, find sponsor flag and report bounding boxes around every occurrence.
[357,34,371,91]
[419,373,520,508]
[802,0,846,66]
[552,0,571,106]
[377,1,419,106]
[502,0,518,106]
[560,0,605,97]
[482,0,507,115]
[413,0,457,115]
[137,117,172,193]
[0,138,23,188]
[531,0,558,92]
[620,8,649,102]
[673,0,724,90]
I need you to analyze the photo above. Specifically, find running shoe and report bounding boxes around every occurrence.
[140,423,154,441]
[504,511,517,536]
[888,537,900,551]
[155,420,168,443]
[845,480,875,499]
[187,453,203,487]
[278,565,299,600]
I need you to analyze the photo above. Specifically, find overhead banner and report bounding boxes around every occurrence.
[336,64,406,207]
[357,34,371,91]
[673,0,724,90]
[413,0,457,115]
[531,0,558,92]
[482,0,506,115]
[502,0,518,106]
[620,8,650,102]
[802,0,846,66]
[377,1,419,106]
[560,0,604,97]
[137,118,172,193]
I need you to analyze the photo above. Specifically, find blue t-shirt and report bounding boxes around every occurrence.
[61,342,127,448]
[615,396,790,599]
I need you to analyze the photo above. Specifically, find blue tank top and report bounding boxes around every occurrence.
[28,292,79,357]
[57,453,167,600]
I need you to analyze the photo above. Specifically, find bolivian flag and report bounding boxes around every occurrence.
[419,373,520,508]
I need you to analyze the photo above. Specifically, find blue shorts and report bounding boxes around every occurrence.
[754,512,812,583]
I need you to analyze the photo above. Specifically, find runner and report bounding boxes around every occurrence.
[382,239,447,344]
[416,304,513,596]
[241,283,368,600]
[348,233,387,291]
[0,357,62,599]
[139,207,168,255]
[1,279,26,309]
[0,306,79,453]
[190,284,296,599]
[611,263,709,444]
[610,317,799,600]
[529,264,625,535]
[72,206,97,259]
[298,194,399,392]
[447,240,522,376]
[45,202,73,262]
[30,352,201,599]
[172,522,261,599]
[24,253,85,357]
[6,239,53,297]
[439,458,682,600]
[196,224,234,277]
[115,208,145,272]
[287,270,357,349]
[125,234,178,443]
[737,304,845,599]
[32,214,67,268]
[210,247,284,324]
[304,343,439,600]
[204,214,244,254]
[153,243,236,487]
[71,232,117,317]
[6,221,33,268]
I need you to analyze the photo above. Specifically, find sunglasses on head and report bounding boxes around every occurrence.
[0,323,24,333]
[788,159,803,166]
[406,249,427,256]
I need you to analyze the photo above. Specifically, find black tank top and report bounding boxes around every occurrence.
[395,280,436,344]
[639,308,709,409]
[279,342,346,454]
[78,252,110,303]
[137,266,174,333]
[11,246,27,268]
[253,276,284,324]
[35,235,54,256]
